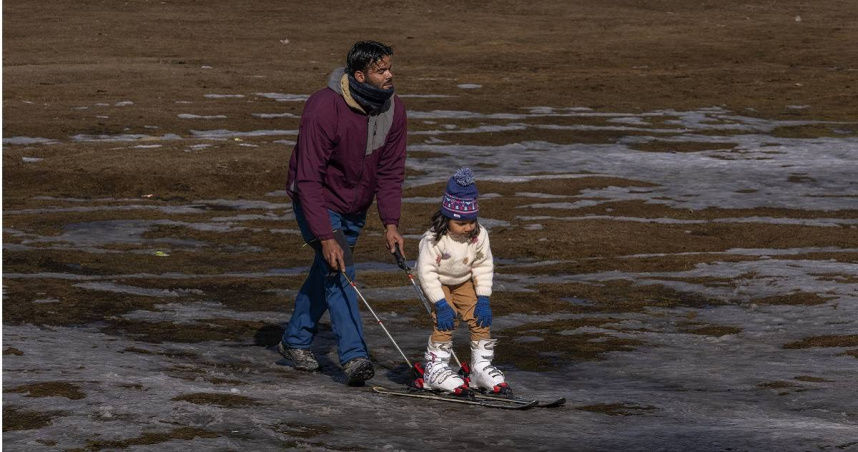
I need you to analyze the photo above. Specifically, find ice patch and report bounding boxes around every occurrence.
[519,200,606,209]
[478,217,511,229]
[412,123,529,135]
[71,134,182,142]
[408,110,526,120]
[189,129,297,139]
[402,196,442,204]
[516,215,858,227]
[198,199,290,210]
[398,94,455,98]
[560,297,594,306]
[254,93,309,102]
[74,282,201,298]
[515,192,570,199]
[122,301,280,323]
[178,114,228,119]
[3,136,57,145]
[24,220,205,248]
[608,116,652,126]
[251,112,299,119]
[405,129,858,210]
[33,298,61,304]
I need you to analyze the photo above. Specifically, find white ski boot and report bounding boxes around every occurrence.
[469,339,511,395]
[420,340,468,395]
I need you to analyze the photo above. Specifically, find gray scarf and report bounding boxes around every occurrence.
[347,73,394,114]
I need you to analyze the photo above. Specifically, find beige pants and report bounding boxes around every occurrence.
[430,280,491,342]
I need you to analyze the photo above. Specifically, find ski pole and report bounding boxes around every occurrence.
[341,271,413,368]
[392,244,464,369]
[393,244,433,314]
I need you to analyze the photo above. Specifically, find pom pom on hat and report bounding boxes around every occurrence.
[453,167,475,187]
[440,167,479,220]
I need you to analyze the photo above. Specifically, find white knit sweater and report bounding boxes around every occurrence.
[415,227,494,304]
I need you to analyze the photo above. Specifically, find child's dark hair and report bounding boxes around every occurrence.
[430,210,480,243]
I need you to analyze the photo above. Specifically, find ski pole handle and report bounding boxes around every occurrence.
[393,243,409,271]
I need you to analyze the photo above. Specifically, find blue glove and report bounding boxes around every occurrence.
[434,299,455,331]
[474,296,492,327]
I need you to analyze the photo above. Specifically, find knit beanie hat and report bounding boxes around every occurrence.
[440,167,479,220]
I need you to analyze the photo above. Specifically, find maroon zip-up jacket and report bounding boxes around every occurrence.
[286,68,407,241]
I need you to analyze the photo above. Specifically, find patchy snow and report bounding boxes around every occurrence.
[253,92,309,102]
[71,133,183,142]
[4,106,857,450]
[189,129,297,139]
[3,136,58,145]
[405,109,857,211]
[251,112,299,119]
[178,114,228,119]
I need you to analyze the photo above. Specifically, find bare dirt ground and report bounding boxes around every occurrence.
[3,1,858,450]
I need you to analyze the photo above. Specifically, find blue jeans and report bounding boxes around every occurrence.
[282,201,368,365]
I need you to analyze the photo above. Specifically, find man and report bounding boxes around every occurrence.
[279,41,407,385]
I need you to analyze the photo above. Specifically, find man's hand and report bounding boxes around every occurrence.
[320,238,345,273]
[384,224,405,256]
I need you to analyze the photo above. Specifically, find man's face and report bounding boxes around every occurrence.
[355,55,393,90]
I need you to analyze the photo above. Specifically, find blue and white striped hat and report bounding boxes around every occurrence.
[440,167,479,220]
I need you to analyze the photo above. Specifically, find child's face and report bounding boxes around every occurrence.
[448,219,476,237]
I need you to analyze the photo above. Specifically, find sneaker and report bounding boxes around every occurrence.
[277,342,319,371]
[342,357,374,386]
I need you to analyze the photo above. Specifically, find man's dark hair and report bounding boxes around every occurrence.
[430,209,480,243]
[346,41,393,76]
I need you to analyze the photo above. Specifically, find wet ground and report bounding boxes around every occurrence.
[3,1,858,450]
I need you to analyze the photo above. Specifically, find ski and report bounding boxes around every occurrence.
[371,386,538,410]
[471,390,566,408]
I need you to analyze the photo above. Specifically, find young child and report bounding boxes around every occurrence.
[415,167,509,395]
